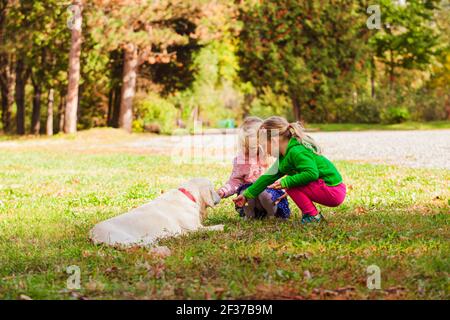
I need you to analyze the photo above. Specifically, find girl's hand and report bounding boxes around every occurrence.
[233,194,247,207]
[268,180,283,190]
[217,189,225,198]
[273,193,288,205]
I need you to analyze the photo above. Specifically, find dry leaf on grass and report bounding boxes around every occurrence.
[303,270,312,280]
[355,206,367,215]
[85,280,105,292]
[149,246,171,258]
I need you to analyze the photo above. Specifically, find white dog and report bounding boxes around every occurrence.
[89,178,223,247]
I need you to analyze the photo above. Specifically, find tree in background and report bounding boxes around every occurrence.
[168,2,241,127]
[369,0,440,90]
[427,0,450,119]
[239,0,370,122]
[0,0,448,136]
[65,0,83,133]
[130,1,240,132]
[2,1,70,135]
[87,0,215,132]
[0,0,14,133]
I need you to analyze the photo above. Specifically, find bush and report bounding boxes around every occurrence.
[248,87,292,120]
[382,106,411,124]
[134,94,178,134]
[346,99,383,123]
[410,91,448,121]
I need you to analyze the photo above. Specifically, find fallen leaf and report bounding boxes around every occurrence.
[149,246,171,258]
[335,286,355,293]
[323,289,338,296]
[384,286,406,294]
[85,280,105,292]
[125,246,142,254]
[303,270,312,280]
[82,250,92,258]
[149,262,166,279]
[136,281,148,291]
[70,291,89,300]
[105,266,119,274]
[293,253,310,260]
[214,287,225,294]
[19,294,32,300]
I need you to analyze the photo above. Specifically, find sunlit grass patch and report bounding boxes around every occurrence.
[0,144,448,300]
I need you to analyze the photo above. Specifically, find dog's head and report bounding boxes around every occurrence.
[180,178,221,218]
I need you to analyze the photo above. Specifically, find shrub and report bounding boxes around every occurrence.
[382,106,411,124]
[410,91,448,121]
[332,99,382,124]
[134,94,178,134]
[248,87,292,120]
[352,99,382,123]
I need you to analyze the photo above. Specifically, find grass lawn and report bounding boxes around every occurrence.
[307,121,450,132]
[0,132,448,300]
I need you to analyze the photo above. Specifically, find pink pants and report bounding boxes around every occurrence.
[286,179,346,216]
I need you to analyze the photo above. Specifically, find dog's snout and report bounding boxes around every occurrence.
[212,191,221,205]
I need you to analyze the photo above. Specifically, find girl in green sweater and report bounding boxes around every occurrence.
[234,116,346,224]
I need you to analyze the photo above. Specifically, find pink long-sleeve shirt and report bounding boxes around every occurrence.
[218,155,268,198]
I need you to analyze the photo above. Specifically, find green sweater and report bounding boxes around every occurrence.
[243,138,343,199]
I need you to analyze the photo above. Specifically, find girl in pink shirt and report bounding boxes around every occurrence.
[217,117,290,219]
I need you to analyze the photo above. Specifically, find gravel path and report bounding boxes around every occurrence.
[312,130,450,169]
[1,129,448,169]
[130,129,450,169]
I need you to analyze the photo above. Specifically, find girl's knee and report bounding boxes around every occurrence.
[257,191,272,202]
[286,186,303,197]
[246,199,256,208]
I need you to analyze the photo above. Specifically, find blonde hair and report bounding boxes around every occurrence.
[238,116,266,162]
[259,116,322,154]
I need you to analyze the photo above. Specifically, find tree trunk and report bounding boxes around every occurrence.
[192,105,199,124]
[15,58,28,135]
[107,87,113,125]
[64,0,83,134]
[0,86,6,132]
[107,49,124,128]
[58,92,65,134]
[370,56,376,98]
[291,95,301,122]
[389,49,395,90]
[445,94,450,121]
[111,85,121,127]
[119,44,138,133]
[0,56,15,133]
[46,88,54,136]
[5,66,14,132]
[31,83,41,135]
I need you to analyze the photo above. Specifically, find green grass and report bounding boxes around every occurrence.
[307,121,450,132]
[0,135,448,300]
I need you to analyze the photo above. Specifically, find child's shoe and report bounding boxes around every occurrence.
[301,212,325,224]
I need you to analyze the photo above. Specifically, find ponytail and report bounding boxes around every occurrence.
[287,122,322,154]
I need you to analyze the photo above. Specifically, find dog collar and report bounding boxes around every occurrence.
[178,188,196,203]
